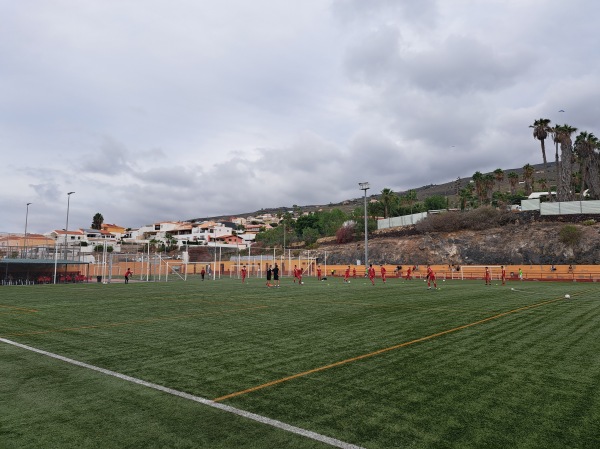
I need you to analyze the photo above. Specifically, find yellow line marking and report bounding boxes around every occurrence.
[213,297,563,402]
[0,304,38,313]
[2,306,267,337]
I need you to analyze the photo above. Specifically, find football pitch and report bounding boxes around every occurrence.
[1,277,599,448]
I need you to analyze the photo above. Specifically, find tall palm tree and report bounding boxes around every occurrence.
[522,163,535,196]
[530,118,552,169]
[554,124,578,201]
[483,173,495,203]
[459,184,474,210]
[493,168,504,193]
[402,190,418,215]
[471,171,485,205]
[507,172,519,195]
[538,178,548,192]
[379,188,399,218]
[574,131,600,199]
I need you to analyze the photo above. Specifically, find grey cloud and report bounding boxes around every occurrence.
[403,36,531,95]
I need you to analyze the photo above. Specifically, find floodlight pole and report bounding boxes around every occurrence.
[24,202,32,258]
[359,182,370,272]
[64,192,75,260]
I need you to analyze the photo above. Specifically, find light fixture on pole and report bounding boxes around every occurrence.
[64,192,75,262]
[359,182,370,271]
[24,202,32,258]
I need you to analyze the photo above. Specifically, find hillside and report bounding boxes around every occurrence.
[313,211,600,266]
[189,162,558,222]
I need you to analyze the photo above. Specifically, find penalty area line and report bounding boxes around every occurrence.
[0,337,364,449]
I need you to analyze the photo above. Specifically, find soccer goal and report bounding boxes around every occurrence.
[457,265,504,281]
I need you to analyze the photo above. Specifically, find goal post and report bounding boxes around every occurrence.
[459,265,504,281]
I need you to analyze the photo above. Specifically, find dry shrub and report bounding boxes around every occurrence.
[336,225,355,243]
[415,207,517,233]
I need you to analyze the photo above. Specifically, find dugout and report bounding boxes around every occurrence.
[0,258,90,285]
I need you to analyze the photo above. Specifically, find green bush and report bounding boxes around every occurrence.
[582,219,596,226]
[559,225,583,246]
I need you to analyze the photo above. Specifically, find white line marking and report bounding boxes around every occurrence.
[0,337,364,449]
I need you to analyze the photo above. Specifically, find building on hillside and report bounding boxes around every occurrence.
[230,217,247,227]
[0,233,55,248]
[80,229,119,249]
[209,234,246,247]
[101,223,127,238]
[46,230,85,247]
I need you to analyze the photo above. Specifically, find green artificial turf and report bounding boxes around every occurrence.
[1,277,599,448]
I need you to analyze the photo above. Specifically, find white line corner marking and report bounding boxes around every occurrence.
[0,338,364,449]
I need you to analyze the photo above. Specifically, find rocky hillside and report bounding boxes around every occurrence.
[313,212,600,266]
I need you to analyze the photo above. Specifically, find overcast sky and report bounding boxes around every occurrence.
[2,0,599,233]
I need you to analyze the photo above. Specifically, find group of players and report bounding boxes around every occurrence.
[240,263,509,289]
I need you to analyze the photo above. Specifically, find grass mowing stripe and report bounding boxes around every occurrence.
[2,305,268,337]
[0,304,38,313]
[0,337,365,449]
[214,296,565,402]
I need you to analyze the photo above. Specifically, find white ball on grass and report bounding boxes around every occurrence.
[565,294,571,299]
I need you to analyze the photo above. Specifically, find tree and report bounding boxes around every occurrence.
[522,163,535,196]
[401,190,418,215]
[574,131,600,199]
[91,213,104,230]
[493,168,504,192]
[530,118,552,169]
[537,178,548,194]
[379,188,399,218]
[424,195,447,210]
[458,184,474,210]
[507,172,519,195]
[471,171,485,205]
[483,173,495,203]
[553,124,578,201]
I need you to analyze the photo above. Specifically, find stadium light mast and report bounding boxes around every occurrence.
[24,202,32,258]
[359,182,370,272]
[64,192,75,260]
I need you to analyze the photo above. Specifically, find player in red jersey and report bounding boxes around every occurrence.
[317,265,322,281]
[297,267,303,285]
[484,267,491,286]
[368,264,376,285]
[501,265,506,285]
[405,266,412,280]
[241,265,247,283]
[352,267,357,279]
[380,265,387,283]
[293,265,299,283]
[426,265,437,289]
[344,265,350,283]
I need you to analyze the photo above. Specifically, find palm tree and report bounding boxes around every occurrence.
[471,171,485,205]
[493,168,504,193]
[379,188,399,219]
[459,184,474,210]
[530,118,552,169]
[402,190,418,216]
[554,124,578,201]
[483,173,495,204]
[574,131,600,199]
[522,164,535,196]
[507,172,519,195]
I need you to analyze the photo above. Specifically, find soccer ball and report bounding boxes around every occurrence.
[565,294,571,299]
[301,282,304,285]
[347,281,350,284]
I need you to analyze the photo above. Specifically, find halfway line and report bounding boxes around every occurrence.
[0,338,364,449]
[214,297,563,402]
